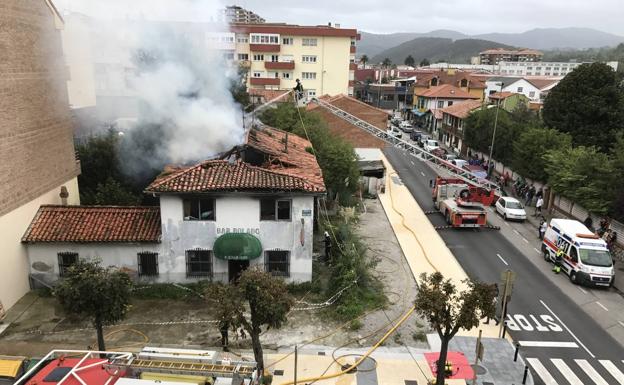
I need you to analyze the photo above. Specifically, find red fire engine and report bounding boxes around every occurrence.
[431,177,499,228]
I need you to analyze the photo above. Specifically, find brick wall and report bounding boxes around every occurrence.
[0,0,79,216]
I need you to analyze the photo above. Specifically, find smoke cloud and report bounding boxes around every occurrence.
[61,0,244,178]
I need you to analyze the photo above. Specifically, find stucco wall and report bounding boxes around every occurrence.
[160,194,315,283]
[0,178,79,311]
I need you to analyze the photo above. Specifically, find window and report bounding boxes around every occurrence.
[459,79,468,87]
[282,37,293,45]
[253,54,264,61]
[302,55,317,63]
[223,52,234,60]
[517,87,523,92]
[252,71,263,78]
[437,100,444,108]
[307,89,316,97]
[237,53,249,61]
[236,35,249,43]
[185,249,212,277]
[381,94,393,101]
[302,38,318,46]
[137,252,159,277]
[282,72,291,79]
[265,250,290,277]
[302,72,316,80]
[430,78,438,86]
[529,91,536,98]
[260,198,291,221]
[250,34,279,44]
[447,101,453,106]
[183,198,215,221]
[58,252,78,277]
[269,54,279,62]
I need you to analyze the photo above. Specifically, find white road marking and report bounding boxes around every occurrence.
[576,359,609,385]
[599,360,624,384]
[540,300,595,358]
[410,161,415,166]
[420,171,425,177]
[519,341,578,348]
[526,358,559,385]
[513,229,521,235]
[577,286,588,295]
[596,301,609,311]
[552,359,583,385]
[505,222,510,227]
[534,247,541,254]
[497,253,509,266]
[618,321,624,328]
[523,237,529,244]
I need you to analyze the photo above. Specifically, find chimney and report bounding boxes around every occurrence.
[328,22,331,27]
[59,186,69,205]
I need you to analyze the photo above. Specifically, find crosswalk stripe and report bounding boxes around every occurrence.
[551,359,583,385]
[599,360,624,384]
[527,358,559,385]
[575,359,609,385]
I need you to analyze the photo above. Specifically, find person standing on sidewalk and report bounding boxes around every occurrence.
[539,218,547,240]
[534,196,544,216]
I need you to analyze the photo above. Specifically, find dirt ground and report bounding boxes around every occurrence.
[0,198,429,357]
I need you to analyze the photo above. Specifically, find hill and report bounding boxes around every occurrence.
[370,37,515,65]
[359,28,624,58]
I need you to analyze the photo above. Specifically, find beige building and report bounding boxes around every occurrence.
[0,0,81,314]
[228,23,359,97]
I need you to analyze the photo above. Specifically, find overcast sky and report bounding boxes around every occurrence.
[54,0,624,36]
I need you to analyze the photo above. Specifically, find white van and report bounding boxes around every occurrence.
[542,218,614,287]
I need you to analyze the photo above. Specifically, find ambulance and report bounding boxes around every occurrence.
[542,218,615,287]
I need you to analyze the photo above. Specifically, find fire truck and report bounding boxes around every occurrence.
[431,177,499,228]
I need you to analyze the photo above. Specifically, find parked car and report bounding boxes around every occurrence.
[444,153,457,161]
[391,118,402,127]
[450,159,468,169]
[424,139,440,152]
[417,134,431,147]
[410,130,424,142]
[495,197,527,221]
[462,164,488,180]
[431,147,447,158]
[399,121,414,133]
[387,126,402,138]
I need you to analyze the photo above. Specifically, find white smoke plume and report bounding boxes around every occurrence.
[59,0,244,172]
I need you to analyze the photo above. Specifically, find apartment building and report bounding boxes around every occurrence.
[479,48,543,65]
[498,60,619,76]
[229,23,359,97]
[0,0,81,314]
[221,5,265,24]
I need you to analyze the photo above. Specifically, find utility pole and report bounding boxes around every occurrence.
[472,329,483,385]
[293,345,298,385]
[499,269,515,338]
[487,82,503,178]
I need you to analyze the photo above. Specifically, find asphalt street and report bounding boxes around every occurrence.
[384,146,624,385]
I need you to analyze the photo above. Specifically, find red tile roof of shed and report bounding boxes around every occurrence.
[22,205,161,243]
[440,99,484,119]
[416,84,480,99]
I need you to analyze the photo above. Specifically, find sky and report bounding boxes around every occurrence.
[54,0,624,36]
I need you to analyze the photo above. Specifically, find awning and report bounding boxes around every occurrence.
[0,358,24,378]
[411,109,426,117]
[213,233,262,260]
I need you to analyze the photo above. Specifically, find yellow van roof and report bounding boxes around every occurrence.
[0,359,23,378]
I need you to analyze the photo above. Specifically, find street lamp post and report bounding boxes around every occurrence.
[487,82,504,177]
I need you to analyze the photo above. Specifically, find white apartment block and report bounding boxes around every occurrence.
[229,24,359,97]
[499,61,619,77]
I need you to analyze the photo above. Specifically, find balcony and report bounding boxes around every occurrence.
[250,77,281,86]
[250,44,280,52]
[264,61,295,70]
[349,63,358,70]
[350,46,356,53]
[238,60,251,68]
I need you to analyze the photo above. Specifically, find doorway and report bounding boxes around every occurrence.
[228,260,250,282]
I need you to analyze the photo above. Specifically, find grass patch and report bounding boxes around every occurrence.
[412,331,427,342]
[349,319,363,331]
[132,282,210,300]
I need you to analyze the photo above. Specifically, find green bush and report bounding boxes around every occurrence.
[132,282,208,300]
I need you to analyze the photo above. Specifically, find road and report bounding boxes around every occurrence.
[384,147,624,385]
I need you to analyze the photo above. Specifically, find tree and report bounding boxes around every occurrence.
[419,58,430,67]
[544,146,614,214]
[54,260,132,351]
[359,54,369,68]
[237,269,294,377]
[230,64,250,109]
[463,107,521,164]
[205,283,245,351]
[404,55,415,67]
[414,272,496,385]
[92,177,141,205]
[609,132,624,219]
[382,57,392,68]
[511,127,572,181]
[542,62,624,151]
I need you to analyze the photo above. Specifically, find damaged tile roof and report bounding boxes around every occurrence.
[146,159,324,194]
[22,205,161,243]
[306,94,387,148]
[146,126,325,194]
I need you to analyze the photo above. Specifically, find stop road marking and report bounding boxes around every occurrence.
[506,314,563,332]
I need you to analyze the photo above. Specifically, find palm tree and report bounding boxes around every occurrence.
[382,57,392,68]
[360,54,369,69]
[404,55,415,67]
